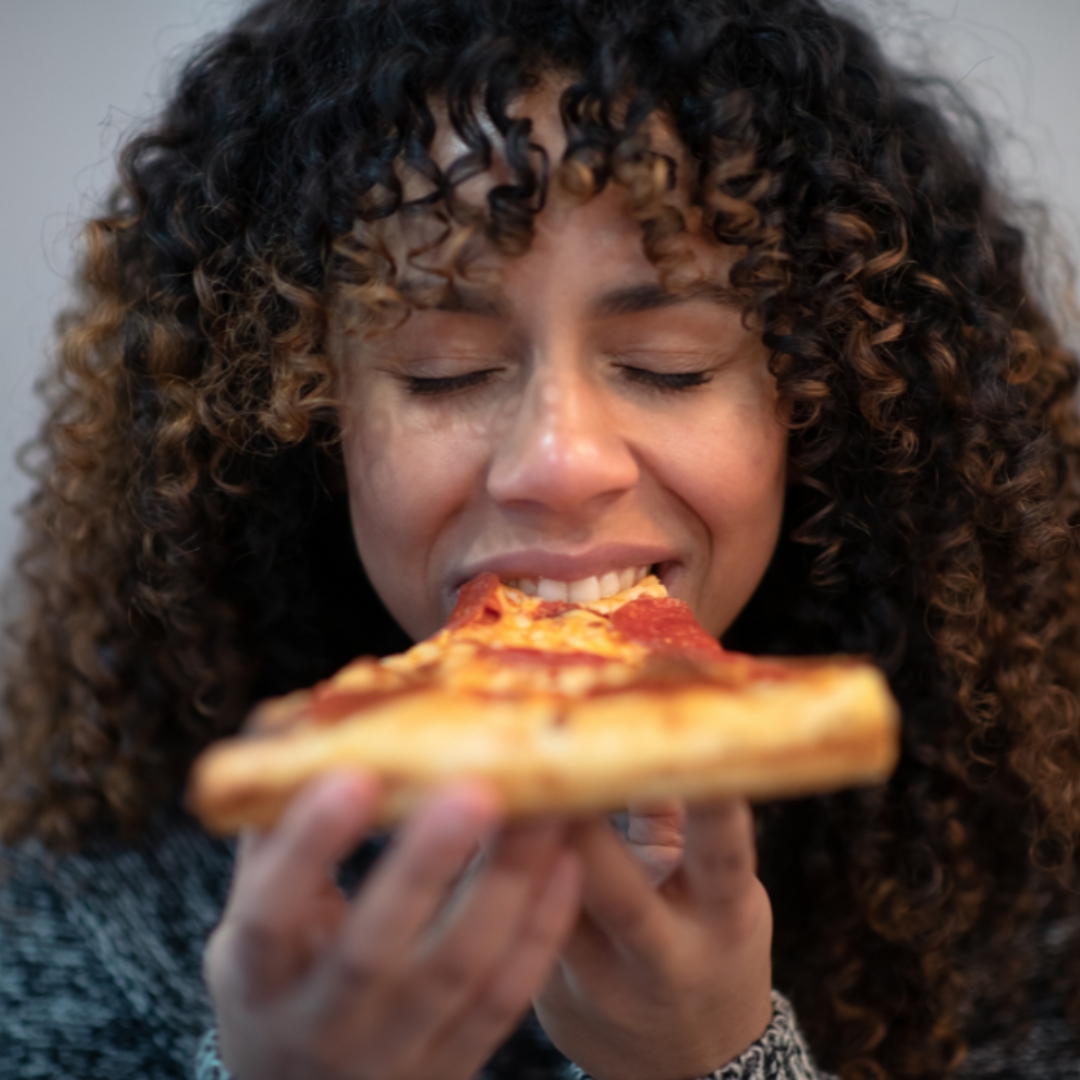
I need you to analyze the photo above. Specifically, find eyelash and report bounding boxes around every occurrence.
[619,366,712,391]
[404,370,496,395]
[402,365,712,397]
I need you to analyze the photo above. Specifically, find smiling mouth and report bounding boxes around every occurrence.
[502,565,654,602]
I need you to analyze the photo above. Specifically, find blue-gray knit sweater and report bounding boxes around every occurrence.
[1,806,1077,1079]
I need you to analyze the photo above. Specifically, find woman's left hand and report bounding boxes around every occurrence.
[533,798,773,1080]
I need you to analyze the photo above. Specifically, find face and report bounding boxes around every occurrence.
[334,99,788,643]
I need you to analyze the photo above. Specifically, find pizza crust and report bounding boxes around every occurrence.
[191,664,897,832]
[188,574,899,834]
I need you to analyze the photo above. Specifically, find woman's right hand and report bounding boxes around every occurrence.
[203,773,581,1080]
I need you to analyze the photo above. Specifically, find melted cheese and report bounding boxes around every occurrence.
[331,576,666,697]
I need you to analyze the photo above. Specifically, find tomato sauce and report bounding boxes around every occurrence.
[446,572,503,629]
[476,645,610,666]
[610,597,725,661]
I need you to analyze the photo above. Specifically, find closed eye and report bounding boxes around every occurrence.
[618,366,713,392]
[403,369,498,395]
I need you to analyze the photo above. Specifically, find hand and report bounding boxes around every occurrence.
[534,799,773,1080]
[204,773,581,1080]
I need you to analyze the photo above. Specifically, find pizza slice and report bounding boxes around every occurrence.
[187,573,899,833]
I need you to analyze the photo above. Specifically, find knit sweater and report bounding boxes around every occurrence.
[1,806,1077,1079]
[0,807,231,1078]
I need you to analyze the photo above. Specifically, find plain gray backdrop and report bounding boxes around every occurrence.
[2,0,1079,574]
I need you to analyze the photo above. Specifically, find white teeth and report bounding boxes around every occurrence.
[536,578,570,602]
[568,576,602,603]
[504,565,654,603]
[504,578,539,595]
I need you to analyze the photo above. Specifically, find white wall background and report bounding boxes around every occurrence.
[1,0,1079,573]
[0,0,246,575]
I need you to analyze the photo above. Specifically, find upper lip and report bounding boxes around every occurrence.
[455,543,677,588]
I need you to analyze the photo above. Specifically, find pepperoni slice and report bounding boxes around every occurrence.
[610,597,724,661]
[447,572,503,629]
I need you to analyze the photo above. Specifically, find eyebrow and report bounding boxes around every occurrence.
[431,282,729,320]
[433,288,510,318]
[589,283,702,318]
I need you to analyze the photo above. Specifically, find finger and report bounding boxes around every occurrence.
[626,798,685,849]
[226,771,379,929]
[626,799,686,887]
[422,850,582,1080]
[211,772,378,1001]
[316,783,502,1002]
[372,819,565,1069]
[570,817,671,956]
[427,817,563,940]
[681,798,758,908]
[407,820,564,1018]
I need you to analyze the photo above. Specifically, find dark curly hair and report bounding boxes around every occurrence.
[4,0,1080,1076]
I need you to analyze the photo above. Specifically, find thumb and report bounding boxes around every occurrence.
[625,799,686,887]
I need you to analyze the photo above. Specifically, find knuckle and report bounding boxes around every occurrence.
[427,949,474,996]
[207,918,274,981]
[329,950,386,996]
[229,918,279,962]
[205,918,286,1008]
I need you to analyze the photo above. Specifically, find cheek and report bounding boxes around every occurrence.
[342,403,427,557]
[340,397,492,636]
[668,396,787,513]
[346,425,424,537]
[663,405,787,632]
[694,433,786,544]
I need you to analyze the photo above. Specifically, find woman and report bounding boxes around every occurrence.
[3,0,1080,1077]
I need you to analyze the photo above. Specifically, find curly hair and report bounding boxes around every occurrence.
[4,0,1080,1076]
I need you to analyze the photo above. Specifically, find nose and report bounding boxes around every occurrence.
[486,363,639,516]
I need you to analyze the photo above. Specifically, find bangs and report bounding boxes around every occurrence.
[325,65,765,334]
